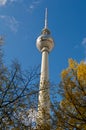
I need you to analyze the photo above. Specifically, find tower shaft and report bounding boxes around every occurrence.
[38,47,50,127]
[40,48,49,81]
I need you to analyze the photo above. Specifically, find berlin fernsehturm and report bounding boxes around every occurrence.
[36,8,54,129]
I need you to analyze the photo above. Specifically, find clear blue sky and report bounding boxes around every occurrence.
[0,0,86,83]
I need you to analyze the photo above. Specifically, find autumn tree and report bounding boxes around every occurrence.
[56,59,86,130]
[0,42,39,129]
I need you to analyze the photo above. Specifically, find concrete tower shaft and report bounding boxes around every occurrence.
[36,8,54,129]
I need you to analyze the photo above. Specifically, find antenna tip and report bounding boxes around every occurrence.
[45,8,48,28]
[45,8,47,11]
[45,8,48,15]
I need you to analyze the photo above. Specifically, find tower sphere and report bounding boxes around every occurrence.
[36,28,54,52]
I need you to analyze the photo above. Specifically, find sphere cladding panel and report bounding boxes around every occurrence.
[36,34,54,52]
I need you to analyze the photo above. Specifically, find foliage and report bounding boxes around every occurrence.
[0,45,39,129]
[57,59,86,130]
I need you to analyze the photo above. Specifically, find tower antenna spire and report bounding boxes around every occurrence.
[45,8,48,28]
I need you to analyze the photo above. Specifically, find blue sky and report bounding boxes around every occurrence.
[0,0,86,83]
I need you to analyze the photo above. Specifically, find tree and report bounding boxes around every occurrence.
[0,44,39,129]
[56,59,86,130]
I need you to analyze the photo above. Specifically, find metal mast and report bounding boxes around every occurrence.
[45,8,48,29]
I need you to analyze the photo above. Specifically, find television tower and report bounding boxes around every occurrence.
[36,8,54,128]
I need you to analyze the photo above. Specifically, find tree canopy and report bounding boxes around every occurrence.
[57,59,86,130]
[0,44,39,129]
